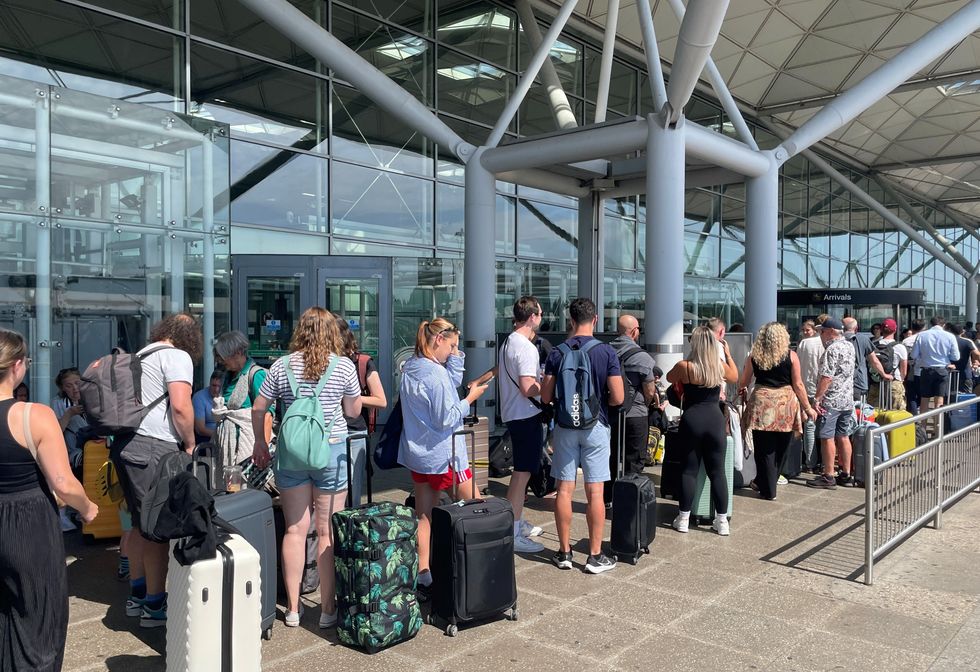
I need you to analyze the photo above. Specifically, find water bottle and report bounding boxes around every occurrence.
[803,419,816,469]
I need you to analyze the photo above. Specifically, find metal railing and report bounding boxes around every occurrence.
[863,395,980,585]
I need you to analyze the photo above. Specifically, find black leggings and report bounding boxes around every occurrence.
[752,430,791,500]
[676,417,728,515]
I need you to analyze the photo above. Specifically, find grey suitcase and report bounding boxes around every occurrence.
[692,435,734,524]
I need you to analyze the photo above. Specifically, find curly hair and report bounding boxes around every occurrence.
[751,321,790,371]
[290,307,343,378]
[150,313,203,362]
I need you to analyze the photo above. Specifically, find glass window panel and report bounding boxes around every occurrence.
[83,0,179,28]
[518,87,583,137]
[190,43,327,151]
[332,162,433,244]
[720,236,744,281]
[230,225,329,255]
[782,179,807,217]
[605,196,637,219]
[332,7,432,104]
[830,228,849,260]
[437,183,512,252]
[584,49,636,115]
[685,97,721,130]
[808,255,829,287]
[0,0,181,108]
[333,84,432,175]
[686,191,721,236]
[333,237,430,257]
[225,141,327,232]
[393,258,462,361]
[517,199,576,261]
[437,1,517,70]
[685,233,719,278]
[519,34,584,98]
[340,0,432,34]
[808,220,830,257]
[603,269,646,332]
[781,154,806,180]
[604,215,635,270]
[781,248,807,288]
[437,49,515,128]
[721,193,745,232]
[0,77,37,216]
[830,259,848,286]
[517,186,576,208]
[522,262,576,333]
[191,0,322,67]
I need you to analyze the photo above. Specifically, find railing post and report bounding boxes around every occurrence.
[864,426,875,586]
[934,411,945,530]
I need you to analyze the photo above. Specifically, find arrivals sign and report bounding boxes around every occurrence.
[777,288,926,306]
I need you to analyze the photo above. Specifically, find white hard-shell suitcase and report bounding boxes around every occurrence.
[166,533,263,672]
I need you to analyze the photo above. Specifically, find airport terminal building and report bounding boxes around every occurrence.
[2,0,979,404]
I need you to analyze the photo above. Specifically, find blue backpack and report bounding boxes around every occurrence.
[554,339,602,430]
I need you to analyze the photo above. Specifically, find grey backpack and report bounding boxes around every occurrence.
[79,344,173,435]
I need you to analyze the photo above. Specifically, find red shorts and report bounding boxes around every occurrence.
[410,467,473,492]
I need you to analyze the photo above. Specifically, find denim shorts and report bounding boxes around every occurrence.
[551,422,611,483]
[274,437,348,492]
[817,408,853,440]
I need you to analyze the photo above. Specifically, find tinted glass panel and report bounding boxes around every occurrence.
[517,199,575,261]
[604,215,635,270]
[437,1,517,70]
[83,0,179,28]
[340,0,432,35]
[519,33,583,97]
[584,49,636,115]
[332,162,434,244]
[519,87,582,137]
[437,48,514,127]
[435,183,513,253]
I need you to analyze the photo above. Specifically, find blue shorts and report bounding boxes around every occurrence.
[817,408,853,440]
[274,438,349,492]
[551,423,611,484]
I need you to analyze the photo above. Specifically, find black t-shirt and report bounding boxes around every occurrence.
[954,337,975,378]
[345,354,377,432]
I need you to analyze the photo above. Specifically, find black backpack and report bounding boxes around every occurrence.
[871,338,896,376]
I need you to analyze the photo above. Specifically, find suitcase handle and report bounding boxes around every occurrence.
[450,427,477,502]
[344,434,373,509]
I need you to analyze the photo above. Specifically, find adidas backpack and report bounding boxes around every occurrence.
[554,339,602,430]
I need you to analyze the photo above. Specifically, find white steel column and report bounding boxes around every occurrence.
[593,0,620,123]
[34,88,52,402]
[967,275,978,324]
[645,113,686,371]
[577,192,600,300]
[515,0,578,130]
[466,149,497,421]
[202,135,216,380]
[664,0,730,123]
[745,151,780,334]
[635,0,667,110]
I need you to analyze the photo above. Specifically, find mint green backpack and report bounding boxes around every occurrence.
[275,355,341,472]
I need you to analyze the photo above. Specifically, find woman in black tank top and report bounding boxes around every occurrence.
[737,322,816,501]
[0,328,97,672]
[666,326,739,536]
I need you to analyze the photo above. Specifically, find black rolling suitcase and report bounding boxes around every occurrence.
[610,412,657,564]
[211,488,277,640]
[428,425,518,636]
[659,426,683,499]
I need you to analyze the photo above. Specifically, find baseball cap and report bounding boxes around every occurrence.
[882,318,898,334]
[820,317,844,331]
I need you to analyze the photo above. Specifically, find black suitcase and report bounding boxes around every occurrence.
[659,426,683,500]
[212,488,277,640]
[610,414,657,564]
[428,427,518,636]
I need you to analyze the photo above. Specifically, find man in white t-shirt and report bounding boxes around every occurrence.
[902,319,925,413]
[111,313,200,629]
[869,318,908,411]
[496,297,547,553]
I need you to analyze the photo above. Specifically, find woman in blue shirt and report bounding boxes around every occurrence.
[399,317,488,590]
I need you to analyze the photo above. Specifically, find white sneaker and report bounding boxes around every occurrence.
[712,516,730,536]
[319,610,337,629]
[777,475,789,485]
[284,605,304,627]
[513,533,545,554]
[519,519,543,537]
[671,514,689,533]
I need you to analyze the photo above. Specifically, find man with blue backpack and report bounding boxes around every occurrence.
[540,298,624,574]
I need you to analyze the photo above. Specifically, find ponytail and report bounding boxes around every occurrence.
[414,317,458,359]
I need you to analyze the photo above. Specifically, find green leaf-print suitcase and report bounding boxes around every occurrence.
[332,502,422,654]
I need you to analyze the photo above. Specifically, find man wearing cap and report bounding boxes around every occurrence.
[868,318,907,411]
[808,317,855,489]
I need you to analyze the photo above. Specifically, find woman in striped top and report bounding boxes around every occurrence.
[251,307,361,630]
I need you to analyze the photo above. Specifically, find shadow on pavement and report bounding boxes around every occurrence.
[760,503,868,581]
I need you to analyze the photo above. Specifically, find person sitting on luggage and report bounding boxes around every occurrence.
[336,316,387,507]
[666,326,738,535]
[191,371,222,445]
[213,331,272,474]
[0,328,98,672]
[868,319,908,411]
[398,318,488,592]
[807,318,856,489]
[51,367,90,531]
[250,307,362,629]
[737,322,816,501]
[540,298,624,574]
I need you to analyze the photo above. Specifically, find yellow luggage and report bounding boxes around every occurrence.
[82,439,122,540]
[877,410,915,459]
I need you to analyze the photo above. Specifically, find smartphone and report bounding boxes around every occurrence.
[483,375,495,385]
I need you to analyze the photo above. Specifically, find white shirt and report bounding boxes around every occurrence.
[902,334,919,377]
[796,336,825,397]
[137,343,194,443]
[498,332,541,423]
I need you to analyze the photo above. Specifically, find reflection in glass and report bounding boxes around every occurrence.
[437,1,517,70]
[334,84,431,175]
[245,277,301,358]
[340,0,432,34]
[191,0,321,67]
[519,87,583,137]
[720,237,744,282]
[332,162,433,244]
[603,270,645,332]
[517,199,576,261]
[604,215,636,270]
[436,183,515,254]
[584,48,635,115]
[518,34,584,97]
[437,49,515,127]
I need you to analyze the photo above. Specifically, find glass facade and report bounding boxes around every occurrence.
[0,0,973,399]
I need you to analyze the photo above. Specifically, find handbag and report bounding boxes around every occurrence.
[372,398,403,470]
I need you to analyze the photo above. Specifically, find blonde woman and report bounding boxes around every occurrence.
[399,317,488,591]
[251,307,361,630]
[738,322,817,501]
[666,326,739,535]
[0,328,97,671]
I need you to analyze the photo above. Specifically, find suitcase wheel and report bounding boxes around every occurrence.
[445,624,458,637]
[262,627,273,641]
[628,556,638,565]
[506,606,519,621]
[643,546,651,555]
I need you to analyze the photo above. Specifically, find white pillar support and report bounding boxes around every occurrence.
[594,0,620,123]
[744,151,780,334]
[664,0,730,123]
[875,177,975,277]
[645,113,686,372]
[635,0,667,111]
[202,135,216,380]
[34,88,52,403]
[486,0,579,148]
[777,0,980,159]
[514,0,578,130]
[577,193,602,306]
[237,0,474,162]
[495,168,589,197]
[465,149,497,422]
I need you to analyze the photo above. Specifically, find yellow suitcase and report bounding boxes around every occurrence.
[877,410,915,459]
[82,439,122,540]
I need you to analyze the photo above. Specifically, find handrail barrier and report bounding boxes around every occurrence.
[863,394,980,585]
